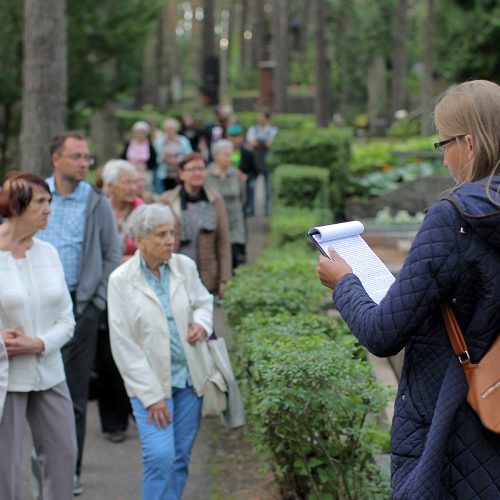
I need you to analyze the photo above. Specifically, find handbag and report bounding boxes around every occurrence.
[0,337,8,421]
[441,304,500,433]
[201,335,228,418]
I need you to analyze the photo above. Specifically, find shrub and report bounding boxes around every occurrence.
[268,129,352,216]
[271,206,331,250]
[241,330,390,498]
[272,164,330,210]
[223,246,324,328]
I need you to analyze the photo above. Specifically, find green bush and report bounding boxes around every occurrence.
[223,246,324,328]
[268,129,352,216]
[272,164,330,210]
[271,206,331,250]
[234,323,389,498]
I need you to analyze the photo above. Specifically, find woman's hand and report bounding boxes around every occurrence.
[316,247,353,291]
[187,323,206,345]
[2,328,44,357]
[147,399,172,429]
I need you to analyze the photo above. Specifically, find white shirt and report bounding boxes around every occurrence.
[0,239,75,391]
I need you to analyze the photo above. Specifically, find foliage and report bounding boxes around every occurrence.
[271,206,331,250]
[227,309,390,498]
[222,246,325,328]
[235,112,317,132]
[67,0,164,108]
[386,117,421,138]
[269,128,352,216]
[272,164,330,210]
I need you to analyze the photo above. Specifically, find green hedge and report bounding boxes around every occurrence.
[268,128,352,215]
[271,206,331,250]
[272,164,330,210]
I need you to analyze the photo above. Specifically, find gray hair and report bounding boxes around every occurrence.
[127,203,175,240]
[163,118,180,132]
[102,160,137,187]
[132,121,150,134]
[211,139,233,158]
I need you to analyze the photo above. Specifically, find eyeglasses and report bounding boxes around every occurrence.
[183,166,206,173]
[434,135,466,153]
[59,153,95,166]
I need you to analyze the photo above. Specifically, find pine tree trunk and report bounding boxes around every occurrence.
[390,0,410,119]
[420,0,435,136]
[20,0,67,176]
[272,0,288,113]
[251,1,266,68]
[313,0,332,127]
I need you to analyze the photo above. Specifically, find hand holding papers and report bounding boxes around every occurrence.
[309,221,395,304]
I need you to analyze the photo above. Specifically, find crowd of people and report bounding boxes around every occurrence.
[0,80,499,500]
[0,105,276,500]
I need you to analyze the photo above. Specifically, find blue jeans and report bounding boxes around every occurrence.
[130,387,202,500]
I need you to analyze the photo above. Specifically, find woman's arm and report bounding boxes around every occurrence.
[323,201,462,357]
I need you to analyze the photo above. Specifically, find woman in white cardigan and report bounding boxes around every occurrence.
[0,172,76,500]
[108,203,213,500]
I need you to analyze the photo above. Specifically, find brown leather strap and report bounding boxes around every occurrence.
[441,304,470,362]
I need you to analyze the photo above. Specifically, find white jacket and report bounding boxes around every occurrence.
[108,252,214,408]
[0,337,7,419]
[0,239,75,391]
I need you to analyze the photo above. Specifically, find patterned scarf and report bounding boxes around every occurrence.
[179,186,216,243]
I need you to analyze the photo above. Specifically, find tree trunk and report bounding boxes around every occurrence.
[90,104,118,166]
[390,0,410,119]
[251,1,266,68]
[313,0,331,127]
[20,0,67,176]
[420,0,435,136]
[368,57,389,135]
[298,0,311,55]
[201,0,218,105]
[272,0,288,113]
[240,0,252,69]
[166,0,182,104]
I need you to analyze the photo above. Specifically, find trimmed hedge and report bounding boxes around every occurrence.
[272,164,330,210]
[268,128,352,215]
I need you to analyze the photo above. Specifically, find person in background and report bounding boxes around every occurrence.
[179,113,203,152]
[37,131,121,495]
[0,172,77,499]
[108,203,213,500]
[121,121,158,193]
[155,118,193,193]
[203,105,234,162]
[246,111,277,215]
[227,124,258,216]
[317,80,500,498]
[162,153,231,297]
[205,140,247,270]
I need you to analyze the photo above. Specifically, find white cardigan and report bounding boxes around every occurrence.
[108,252,214,408]
[0,239,75,391]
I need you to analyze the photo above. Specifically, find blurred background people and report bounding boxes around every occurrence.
[179,113,203,153]
[0,172,77,499]
[121,121,158,193]
[246,111,277,215]
[108,203,214,500]
[162,153,231,297]
[155,118,193,193]
[206,140,247,270]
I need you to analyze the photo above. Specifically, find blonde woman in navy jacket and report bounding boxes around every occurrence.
[317,80,500,498]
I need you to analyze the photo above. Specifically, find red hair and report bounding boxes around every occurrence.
[0,171,51,218]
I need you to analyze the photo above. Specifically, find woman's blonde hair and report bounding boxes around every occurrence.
[434,81,500,189]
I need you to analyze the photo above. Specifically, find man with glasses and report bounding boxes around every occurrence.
[36,131,121,495]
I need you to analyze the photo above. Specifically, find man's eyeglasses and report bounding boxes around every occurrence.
[59,153,95,166]
[183,166,206,173]
[433,135,466,153]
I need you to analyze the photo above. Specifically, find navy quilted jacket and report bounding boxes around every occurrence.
[333,176,500,499]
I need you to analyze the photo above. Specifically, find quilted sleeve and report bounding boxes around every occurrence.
[333,201,462,357]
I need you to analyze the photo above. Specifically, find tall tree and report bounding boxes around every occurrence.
[313,0,332,126]
[390,0,411,119]
[20,0,67,176]
[420,0,435,136]
[201,0,218,104]
[251,0,266,67]
[272,0,288,112]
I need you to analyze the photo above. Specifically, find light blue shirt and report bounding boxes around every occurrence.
[140,258,192,389]
[38,177,90,291]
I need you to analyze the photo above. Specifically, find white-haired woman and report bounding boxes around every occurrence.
[206,139,247,269]
[121,121,158,192]
[108,204,213,500]
[102,159,145,259]
[155,118,193,193]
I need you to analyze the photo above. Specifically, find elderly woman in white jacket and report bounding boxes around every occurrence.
[0,172,76,499]
[108,203,213,500]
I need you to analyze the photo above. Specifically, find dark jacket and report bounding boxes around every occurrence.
[121,141,157,171]
[333,176,500,499]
